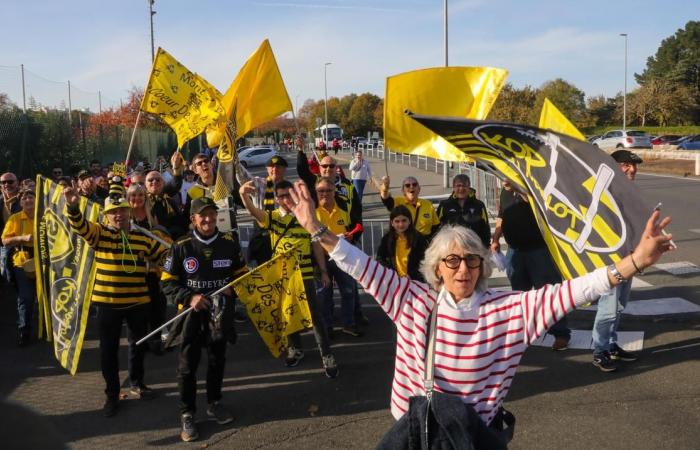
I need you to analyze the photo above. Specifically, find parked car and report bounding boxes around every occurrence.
[669,135,692,145]
[651,135,683,145]
[587,135,600,143]
[677,135,700,150]
[238,146,277,167]
[591,130,652,150]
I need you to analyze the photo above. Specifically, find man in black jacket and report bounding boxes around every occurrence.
[437,174,491,247]
[161,196,248,442]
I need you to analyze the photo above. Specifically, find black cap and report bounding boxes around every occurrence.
[266,156,288,167]
[611,150,643,164]
[190,196,219,215]
[77,169,91,179]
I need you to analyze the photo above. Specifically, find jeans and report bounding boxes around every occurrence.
[592,281,632,355]
[321,259,357,328]
[178,319,227,415]
[1,246,12,283]
[289,278,332,356]
[14,268,36,334]
[509,246,570,338]
[352,179,367,200]
[96,302,149,400]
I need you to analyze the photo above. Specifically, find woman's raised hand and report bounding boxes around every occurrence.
[632,210,674,270]
[288,180,320,233]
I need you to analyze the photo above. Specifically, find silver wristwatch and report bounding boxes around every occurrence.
[608,264,627,284]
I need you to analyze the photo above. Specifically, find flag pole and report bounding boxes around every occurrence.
[125,109,142,167]
[130,222,172,248]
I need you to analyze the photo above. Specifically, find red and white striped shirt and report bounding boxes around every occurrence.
[329,239,611,425]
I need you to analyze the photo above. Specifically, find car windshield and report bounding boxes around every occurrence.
[627,131,647,137]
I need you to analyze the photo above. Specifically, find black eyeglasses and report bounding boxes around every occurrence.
[146,178,162,183]
[0,179,16,185]
[320,164,336,169]
[194,159,210,167]
[441,254,483,269]
[404,182,418,188]
[316,188,334,194]
[53,171,63,175]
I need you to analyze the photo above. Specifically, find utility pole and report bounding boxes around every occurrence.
[67,80,72,125]
[324,62,331,144]
[442,0,450,188]
[620,33,628,131]
[149,0,156,63]
[20,64,26,113]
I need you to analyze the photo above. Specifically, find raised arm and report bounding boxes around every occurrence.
[238,180,268,224]
[63,186,101,248]
[519,210,674,344]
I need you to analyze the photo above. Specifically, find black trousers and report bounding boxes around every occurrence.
[178,313,227,414]
[95,302,149,400]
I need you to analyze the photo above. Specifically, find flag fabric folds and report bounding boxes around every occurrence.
[384,67,508,162]
[34,176,100,374]
[212,39,292,202]
[232,246,312,357]
[539,98,586,141]
[141,47,225,148]
[408,115,650,280]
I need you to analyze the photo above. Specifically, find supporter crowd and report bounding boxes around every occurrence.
[1,143,670,445]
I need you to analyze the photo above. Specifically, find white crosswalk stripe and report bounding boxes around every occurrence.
[532,330,644,351]
[654,261,700,275]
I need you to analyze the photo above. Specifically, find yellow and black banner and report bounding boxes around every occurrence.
[408,115,650,280]
[232,245,312,357]
[35,176,100,374]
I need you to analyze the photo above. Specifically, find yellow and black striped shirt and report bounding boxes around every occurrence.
[66,207,169,304]
[263,177,276,211]
[258,210,314,280]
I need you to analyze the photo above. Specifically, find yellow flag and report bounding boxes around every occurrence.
[141,47,225,148]
[232,246,312,358]
[384,67,508,162]
[539,98,586,141]
[221,38,292,139]
[212,39,292,201]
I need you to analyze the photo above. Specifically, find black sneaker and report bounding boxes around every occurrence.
[103,397,119,418]
[593,352,618,372]
[322,354,339,378]
[233,310,248,323]
[285,347,304,367]
[610,344,638,362]
[180,412,199,442]
[206,401,234,425]
[129,383,155,400]
[341,326,363,337]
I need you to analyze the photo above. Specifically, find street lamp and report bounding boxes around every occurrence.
[149,0,156,63]
[620,33,628,131]
[444,0,448,67]
[324,62,331,143]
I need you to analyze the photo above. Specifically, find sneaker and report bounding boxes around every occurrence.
[610,344,638,362]
[206,401,234,425]
[341,326,363,337]
[552,336,570,351]
[285,347,305,367]
[103,397,119,418]
[322,354,339,378]
[592,352,618,372]
[180,412,199,442]
[355,313,370,326]
[129,383,155,400]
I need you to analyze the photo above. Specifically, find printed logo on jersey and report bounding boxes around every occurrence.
[423,213,430,219]
[163,255,173,272]
[336,219,345,226]
[213,259,232,268]
[183,257,199,273]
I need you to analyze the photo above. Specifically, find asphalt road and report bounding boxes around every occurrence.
[2,155,699,449]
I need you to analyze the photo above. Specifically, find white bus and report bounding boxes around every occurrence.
[314,124,343,147]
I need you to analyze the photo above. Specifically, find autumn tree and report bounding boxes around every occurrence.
[342,93,381,137]
[488,83,539,125]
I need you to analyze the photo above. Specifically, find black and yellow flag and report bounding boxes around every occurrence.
[34,176,100,374]
[408,115,650,279]
[232,245,311,357]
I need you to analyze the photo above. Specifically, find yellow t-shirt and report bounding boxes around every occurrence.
[394,235,409,277]
[316,205,350,236]
[392,197,440,236]
[1,210,34,268]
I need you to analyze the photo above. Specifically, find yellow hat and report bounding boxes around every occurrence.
[104,176,130,213]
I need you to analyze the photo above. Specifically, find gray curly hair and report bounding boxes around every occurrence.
[420,225,493,292]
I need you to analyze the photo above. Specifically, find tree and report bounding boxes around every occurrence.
[586,95,618,128]
[534,78,591,128]
[488,83,539,125]
[342,93,381,137]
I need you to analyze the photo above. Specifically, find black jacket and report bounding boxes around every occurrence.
[376,232,428,282]
[437,193,491,247]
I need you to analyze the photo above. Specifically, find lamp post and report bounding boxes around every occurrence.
[620,33,628,131]
[149,0,156,63]
[324,62,331,144]
[444,0,448,67]
[442,0,450,187]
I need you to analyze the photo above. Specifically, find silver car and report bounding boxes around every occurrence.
[592,130,652,150]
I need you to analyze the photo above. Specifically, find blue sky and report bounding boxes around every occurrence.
[1,0,698,112]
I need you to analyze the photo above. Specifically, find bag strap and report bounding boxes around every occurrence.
[270,213,297,254]
[423,299,439,395]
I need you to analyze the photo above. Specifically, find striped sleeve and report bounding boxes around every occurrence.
[65,206,101,248]
[518,267,611,344]
[328,239,412,322]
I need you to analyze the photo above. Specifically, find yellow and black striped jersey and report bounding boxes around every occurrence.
[258,211,314,280]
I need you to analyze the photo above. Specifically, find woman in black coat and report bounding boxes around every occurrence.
[376,205,428,282]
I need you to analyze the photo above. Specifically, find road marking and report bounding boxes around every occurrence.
[579,297,700,315]
[689,229,700,234]
[654,261,700,275]
[639,172,700,182]
[489,277,652,288]
[532,330,643,351]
